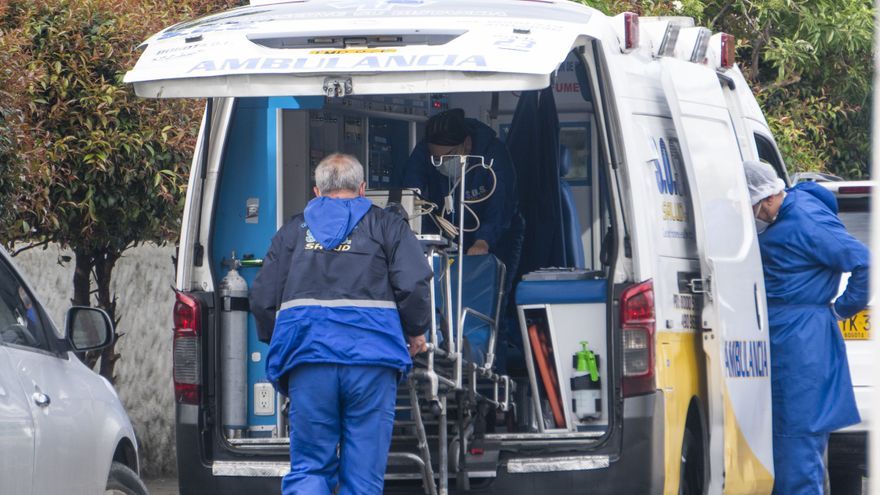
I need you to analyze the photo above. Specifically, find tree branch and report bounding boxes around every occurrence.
[709,0,735,30]
[10,240,50,257]
[764,74,802,91]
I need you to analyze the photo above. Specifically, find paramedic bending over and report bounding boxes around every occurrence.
[249,153,433,495]
[744,160,869,494]
[402,109,523,274]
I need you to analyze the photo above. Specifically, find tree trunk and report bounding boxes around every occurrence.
[72,249,102,369]
[72,248,92,307]
[95,249,121,383]
[72,247,124,383]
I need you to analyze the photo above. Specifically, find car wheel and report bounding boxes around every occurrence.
[679,427,704,495]
[104,461,148,495]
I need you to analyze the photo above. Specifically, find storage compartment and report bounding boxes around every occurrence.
[516,270,609,433]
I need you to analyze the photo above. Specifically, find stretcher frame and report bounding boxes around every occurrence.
[388,250,514,495]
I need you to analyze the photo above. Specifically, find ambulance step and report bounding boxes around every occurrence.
[212,460,289,477]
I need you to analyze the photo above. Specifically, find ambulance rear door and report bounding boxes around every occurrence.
[660,57,774,494]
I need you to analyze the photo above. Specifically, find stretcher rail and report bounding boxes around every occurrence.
[390,243,514,494]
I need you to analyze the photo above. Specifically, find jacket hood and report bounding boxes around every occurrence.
[303,196,372,250]
[466,118,499,156]
[791,182,838,214]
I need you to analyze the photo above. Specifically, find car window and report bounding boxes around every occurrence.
[0,258,50,350]
[754,133,787,184]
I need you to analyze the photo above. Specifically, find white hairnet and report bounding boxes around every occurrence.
[743,160,785,205]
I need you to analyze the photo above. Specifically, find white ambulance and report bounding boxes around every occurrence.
[125,1,783,493]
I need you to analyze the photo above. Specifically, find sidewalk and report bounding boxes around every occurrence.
[145,478,179,495]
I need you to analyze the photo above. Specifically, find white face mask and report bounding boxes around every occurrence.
[755,217,771,235]
[431,154,465,179]
[753,202,777,235]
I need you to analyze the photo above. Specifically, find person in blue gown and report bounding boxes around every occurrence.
[744,160,869,494]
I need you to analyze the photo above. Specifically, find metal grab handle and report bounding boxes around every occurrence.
[32,391,50,408]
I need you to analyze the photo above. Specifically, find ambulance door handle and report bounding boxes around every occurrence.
[753,283,763,331]
[32,391,50,408]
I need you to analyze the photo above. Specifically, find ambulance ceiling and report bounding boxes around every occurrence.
[124,0,594,98]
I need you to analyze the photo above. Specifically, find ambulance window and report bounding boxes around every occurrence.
[559,123,590,182]
[754,133,787,181]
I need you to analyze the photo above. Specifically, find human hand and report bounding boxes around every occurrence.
[466,239,489,256]
[407,334,427,357]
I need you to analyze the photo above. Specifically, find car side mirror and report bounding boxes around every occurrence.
[66,307,114,352]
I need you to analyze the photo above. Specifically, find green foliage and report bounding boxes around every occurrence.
[0,0,241,250]
[705,0,873,178]
[575,0,873,178]
[0,0,241,380]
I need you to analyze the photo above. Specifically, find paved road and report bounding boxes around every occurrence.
[145,478,179,495]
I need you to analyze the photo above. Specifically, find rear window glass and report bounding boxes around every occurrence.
[838,205,870,245]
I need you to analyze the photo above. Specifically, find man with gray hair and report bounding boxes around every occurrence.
[250,153,433,495]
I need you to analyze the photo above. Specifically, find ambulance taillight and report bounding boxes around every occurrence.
[621,280,655,397]
[614,12,640,52]
[624,13,640,50]
[173,291,202,405]
[719,33,736,69]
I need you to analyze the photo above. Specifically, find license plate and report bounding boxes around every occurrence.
[839,310,870,340]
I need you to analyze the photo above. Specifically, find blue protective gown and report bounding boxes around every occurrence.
[758,183,868,494]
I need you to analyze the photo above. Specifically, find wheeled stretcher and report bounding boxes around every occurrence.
[387,243,514,495]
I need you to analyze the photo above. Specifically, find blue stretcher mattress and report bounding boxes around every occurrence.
[433,254,503,366]
[515,278,607,306]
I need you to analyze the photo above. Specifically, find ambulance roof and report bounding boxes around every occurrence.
[124,0,600,98]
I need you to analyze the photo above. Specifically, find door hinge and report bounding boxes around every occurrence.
[323,77,353,98]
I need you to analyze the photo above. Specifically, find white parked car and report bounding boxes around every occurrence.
[0,247,147,495]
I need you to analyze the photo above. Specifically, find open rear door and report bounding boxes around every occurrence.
[660,58,774,494]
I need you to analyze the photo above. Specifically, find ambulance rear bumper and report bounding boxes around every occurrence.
[448,392,665,494]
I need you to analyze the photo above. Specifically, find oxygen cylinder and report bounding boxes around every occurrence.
[220,253,249,438]
[571,341,601,421]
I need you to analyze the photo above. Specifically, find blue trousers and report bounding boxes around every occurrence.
[772,434,829,495]
[283,363,398,495]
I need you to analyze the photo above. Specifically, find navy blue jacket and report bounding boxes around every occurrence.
[250,197,433,391]
[403,119,517,251]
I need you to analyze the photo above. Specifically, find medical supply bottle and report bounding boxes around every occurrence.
[571,341,601,420]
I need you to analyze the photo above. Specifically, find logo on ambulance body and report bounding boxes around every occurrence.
[724,340,769,378]
[654,138,683,197]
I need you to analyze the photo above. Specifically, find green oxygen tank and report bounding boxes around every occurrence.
[571,341,602,421]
